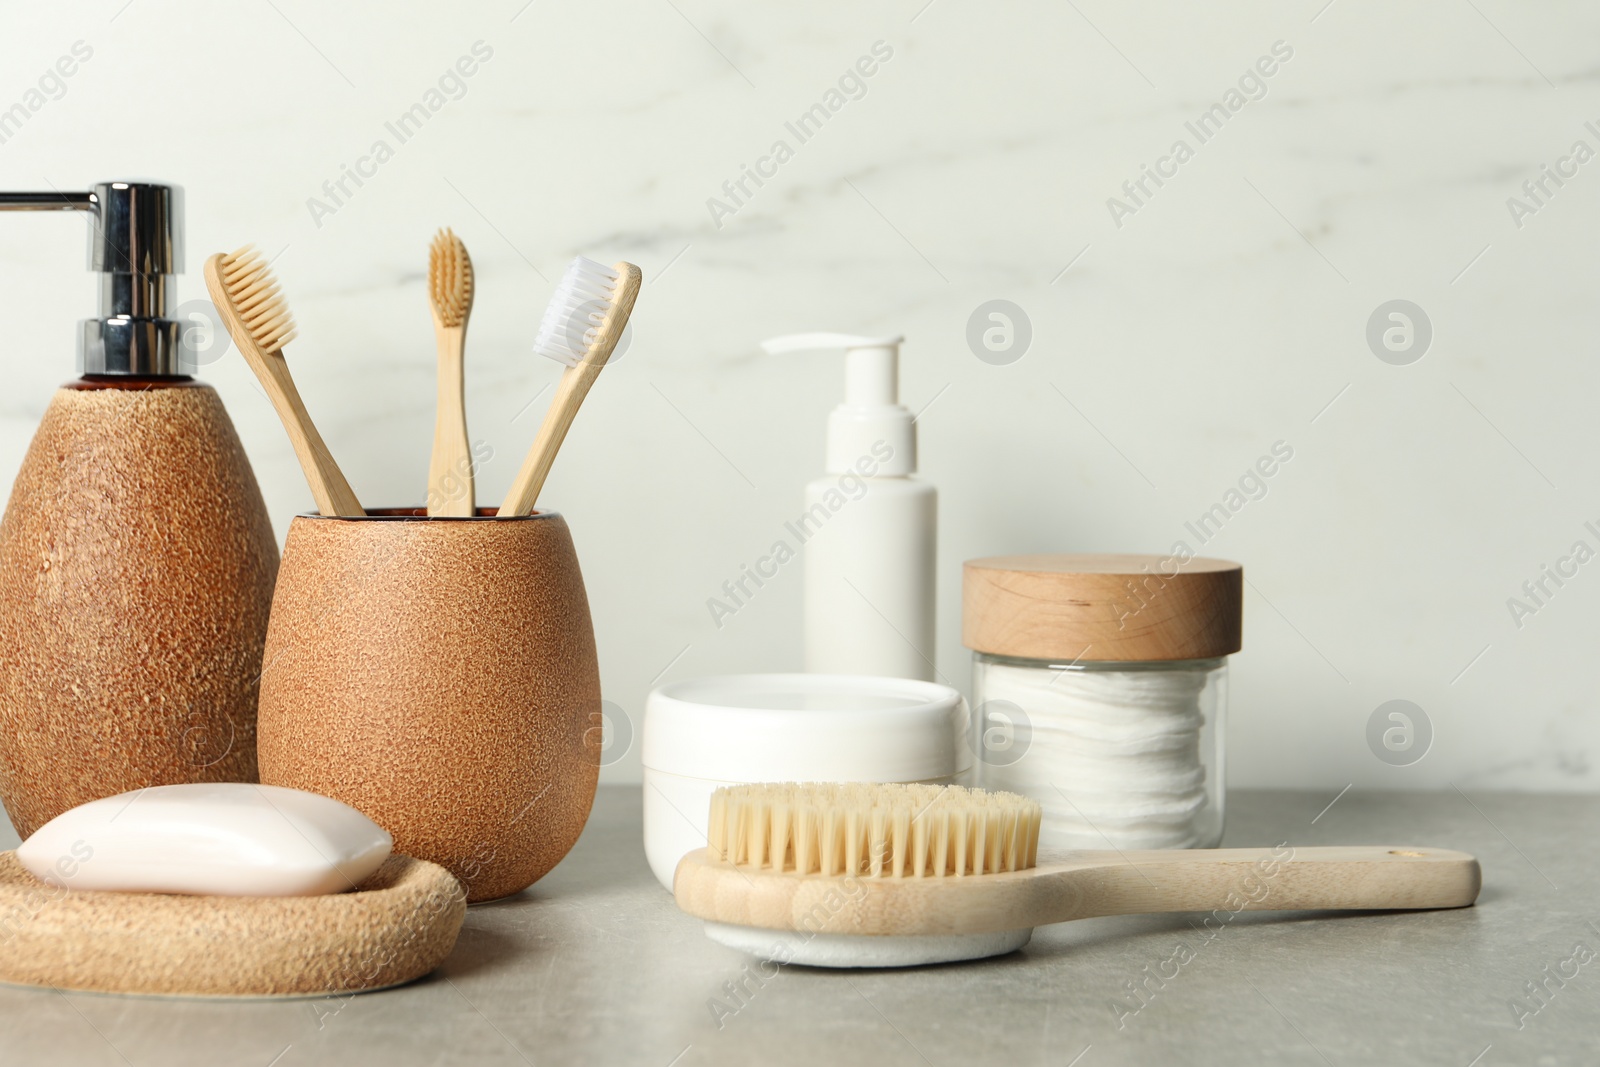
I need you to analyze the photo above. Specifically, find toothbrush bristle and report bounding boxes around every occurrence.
[707,783,1042,879]
[428,228,474,328]
[532,256,622,367]
[217,246,297,353]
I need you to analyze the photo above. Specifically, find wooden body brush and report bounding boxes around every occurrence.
[206,247,363,516]
[500,257,641,517]
[426,229,475,516]
[674,783,1482,968]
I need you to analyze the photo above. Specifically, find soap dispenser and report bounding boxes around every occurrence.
[761,333,936,681]
[0,182,279,838]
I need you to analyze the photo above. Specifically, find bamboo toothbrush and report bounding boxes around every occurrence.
[426,229,475,516]
[674,782,1482,968]
[499,257,642,517]
[205,247,364,517]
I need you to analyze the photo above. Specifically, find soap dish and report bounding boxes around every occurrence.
[0,851,466,998]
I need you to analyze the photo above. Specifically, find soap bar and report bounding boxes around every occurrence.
[17,783,392,897]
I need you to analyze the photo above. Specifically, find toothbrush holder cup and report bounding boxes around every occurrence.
[256,507,601,903]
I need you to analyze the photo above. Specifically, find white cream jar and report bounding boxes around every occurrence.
[641,673,968,891]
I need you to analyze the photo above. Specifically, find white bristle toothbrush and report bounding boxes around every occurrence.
[499,256,641,516]
[673,782,1482,969]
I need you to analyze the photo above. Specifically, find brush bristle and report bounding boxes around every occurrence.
[216,246,297,353]
[533,256,622,367]
[428,228,474,328]
[708,783,1042,878]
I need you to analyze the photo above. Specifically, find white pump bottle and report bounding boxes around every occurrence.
[761,333,937,681]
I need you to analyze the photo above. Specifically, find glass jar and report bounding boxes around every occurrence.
[962,553,1242,852]
[970,653,1226,850]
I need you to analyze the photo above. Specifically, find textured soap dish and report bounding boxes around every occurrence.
[0,851,466,998]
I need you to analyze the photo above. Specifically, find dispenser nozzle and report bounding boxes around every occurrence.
[760,331,915,475]
[0,181,189,376]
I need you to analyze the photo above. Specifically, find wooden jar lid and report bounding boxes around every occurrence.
[962,554,1242,662]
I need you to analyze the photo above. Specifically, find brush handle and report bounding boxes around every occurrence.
[1035,845,1480,924]
[428,325,473,516]
[673,845,1481,936]
[499,263,642,517]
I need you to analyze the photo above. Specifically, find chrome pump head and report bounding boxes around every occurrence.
[0,181,190,375]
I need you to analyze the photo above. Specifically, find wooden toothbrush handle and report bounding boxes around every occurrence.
[428,326,473,516]
[499,358,599,518]
[1044,845,1482,925]
[256,355,365,517]
[499,263,642,517]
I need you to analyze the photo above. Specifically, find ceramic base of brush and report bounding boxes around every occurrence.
[703,922,1032,968]
[0,851,464,997]
[257,507,600,903]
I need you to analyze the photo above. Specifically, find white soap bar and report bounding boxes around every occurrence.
[17,783,393,897]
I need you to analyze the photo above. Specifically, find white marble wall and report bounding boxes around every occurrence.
[1,0,1595,792]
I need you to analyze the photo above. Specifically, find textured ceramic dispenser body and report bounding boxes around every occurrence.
[256,509,601,903]
[0,381,279,838]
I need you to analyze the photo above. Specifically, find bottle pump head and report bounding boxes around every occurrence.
[760,332,915,476]
[0,181,189,376]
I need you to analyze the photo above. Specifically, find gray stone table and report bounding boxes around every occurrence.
[0,787,1594,1066]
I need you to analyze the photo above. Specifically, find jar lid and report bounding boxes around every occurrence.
[642,673,969,782]
[963,553,1242,662]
